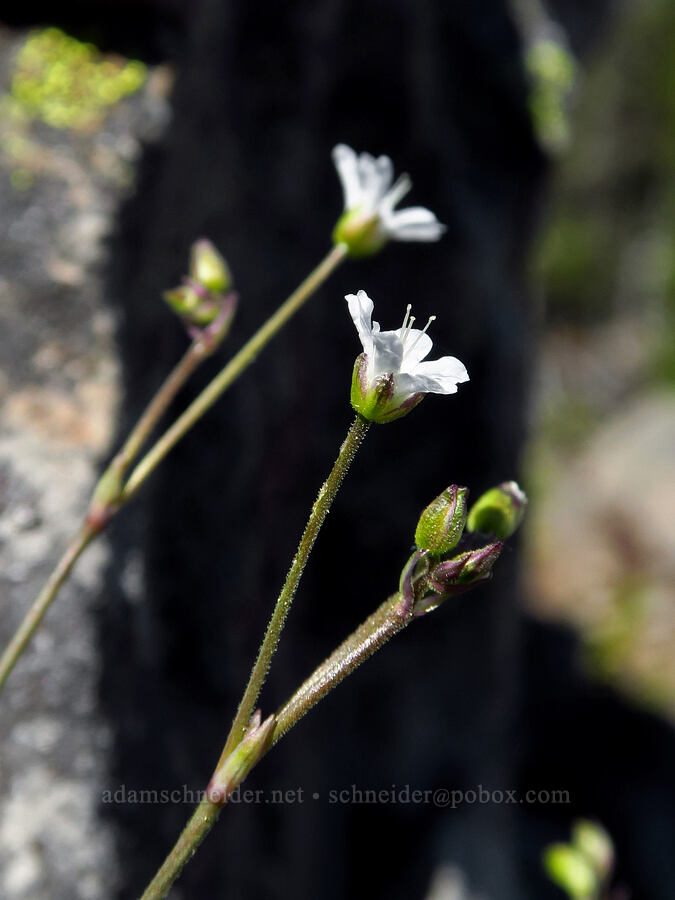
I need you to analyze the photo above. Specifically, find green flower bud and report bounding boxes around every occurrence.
[572,820,614,880]
[543,844,597,900]
[189,238,232,293]
[466,480,527,540]
[414,485,468,556]
[163,284,221,326]
[332,208,386,258]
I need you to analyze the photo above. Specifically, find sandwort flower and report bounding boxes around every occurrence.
[347,290,469,423]
[332,144,446,256]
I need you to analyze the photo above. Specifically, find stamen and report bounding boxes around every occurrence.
[405,315,436,356]
[401,304,412,332]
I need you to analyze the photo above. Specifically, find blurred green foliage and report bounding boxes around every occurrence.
[526,37,577,153]
[2,27,146,131]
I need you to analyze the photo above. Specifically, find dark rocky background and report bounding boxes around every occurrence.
[1,1,673,898]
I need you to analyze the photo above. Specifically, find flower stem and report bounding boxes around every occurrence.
[0,246,347,699]
[122,243,348,503]
[138,794,222,900]
[218,412,370,766]
[138,589,413,900]
[114,337,214,473]
[0,524,96,693]
[0,337,216,698]
[271,590,409,744]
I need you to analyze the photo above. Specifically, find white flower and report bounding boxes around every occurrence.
[332,144,446,255]
[347,290,469,422]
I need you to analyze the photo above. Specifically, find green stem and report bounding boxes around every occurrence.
[0,524,96,692]
[114,338,212,474]
[271,591,409,744]
[218,413,370,766]
[138,795,222,900]
[138,589,413,900]
[122,243,348,503]
[0,246,347,699]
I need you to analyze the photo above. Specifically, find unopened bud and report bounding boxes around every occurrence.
[572,820,614,881]
[189,239,232,293]
[333,208,386,258]
[543,844,597,900]
[466,481,527,540]
[207,711,275,805]
[415,485,468,556]
[428,541,503,593]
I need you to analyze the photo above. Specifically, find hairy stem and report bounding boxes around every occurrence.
[218,413,370,765]
[140,589,413,900]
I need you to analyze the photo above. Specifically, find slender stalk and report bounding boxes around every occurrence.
[271,591,409,744]
[139,794,222,900]
[0,524,96,692]
[122,243,348,502]
[138,589,413,900]
[0,245,347,698]
[114,338,211,473]
[0,338,214,697]
[218,413,370,766]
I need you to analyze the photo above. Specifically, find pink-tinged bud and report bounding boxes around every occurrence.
[414,485,468,556]
[428,541,503,593]
[466,481,527,540]
[207,711,275,805]
[350,353,424,424]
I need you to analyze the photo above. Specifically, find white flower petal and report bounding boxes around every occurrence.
[370,329,404,377]
[380,173,412,215]
[406,355,470,394]
[332,144,361,211]
[384,206,446,242]
[356,152,386,212]
[346,290,375,355]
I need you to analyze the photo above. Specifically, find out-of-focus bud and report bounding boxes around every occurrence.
[189,238,232,293]
[414,485,468,556]
[163,283,221,326]
[572,820,614,881]
[333,209,385,258]
[350,354,424,424]
[428,542,503,593]
[543,844,597,900]
[207,711,275,805]
[466,480,527,540]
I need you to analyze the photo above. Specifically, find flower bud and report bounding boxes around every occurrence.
[466,481,527,540]
[428,542,503,593]
[189,238,232,293]
[207,711,275,805]
[333,208,386,258]
[350,354,424,424]
[163,282,222,326]
[572,820,613,881]
[543,844,597,900]
[415,485,468,556]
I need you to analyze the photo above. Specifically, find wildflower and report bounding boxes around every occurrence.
[347,290,469,423]
[332,144,446,256]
